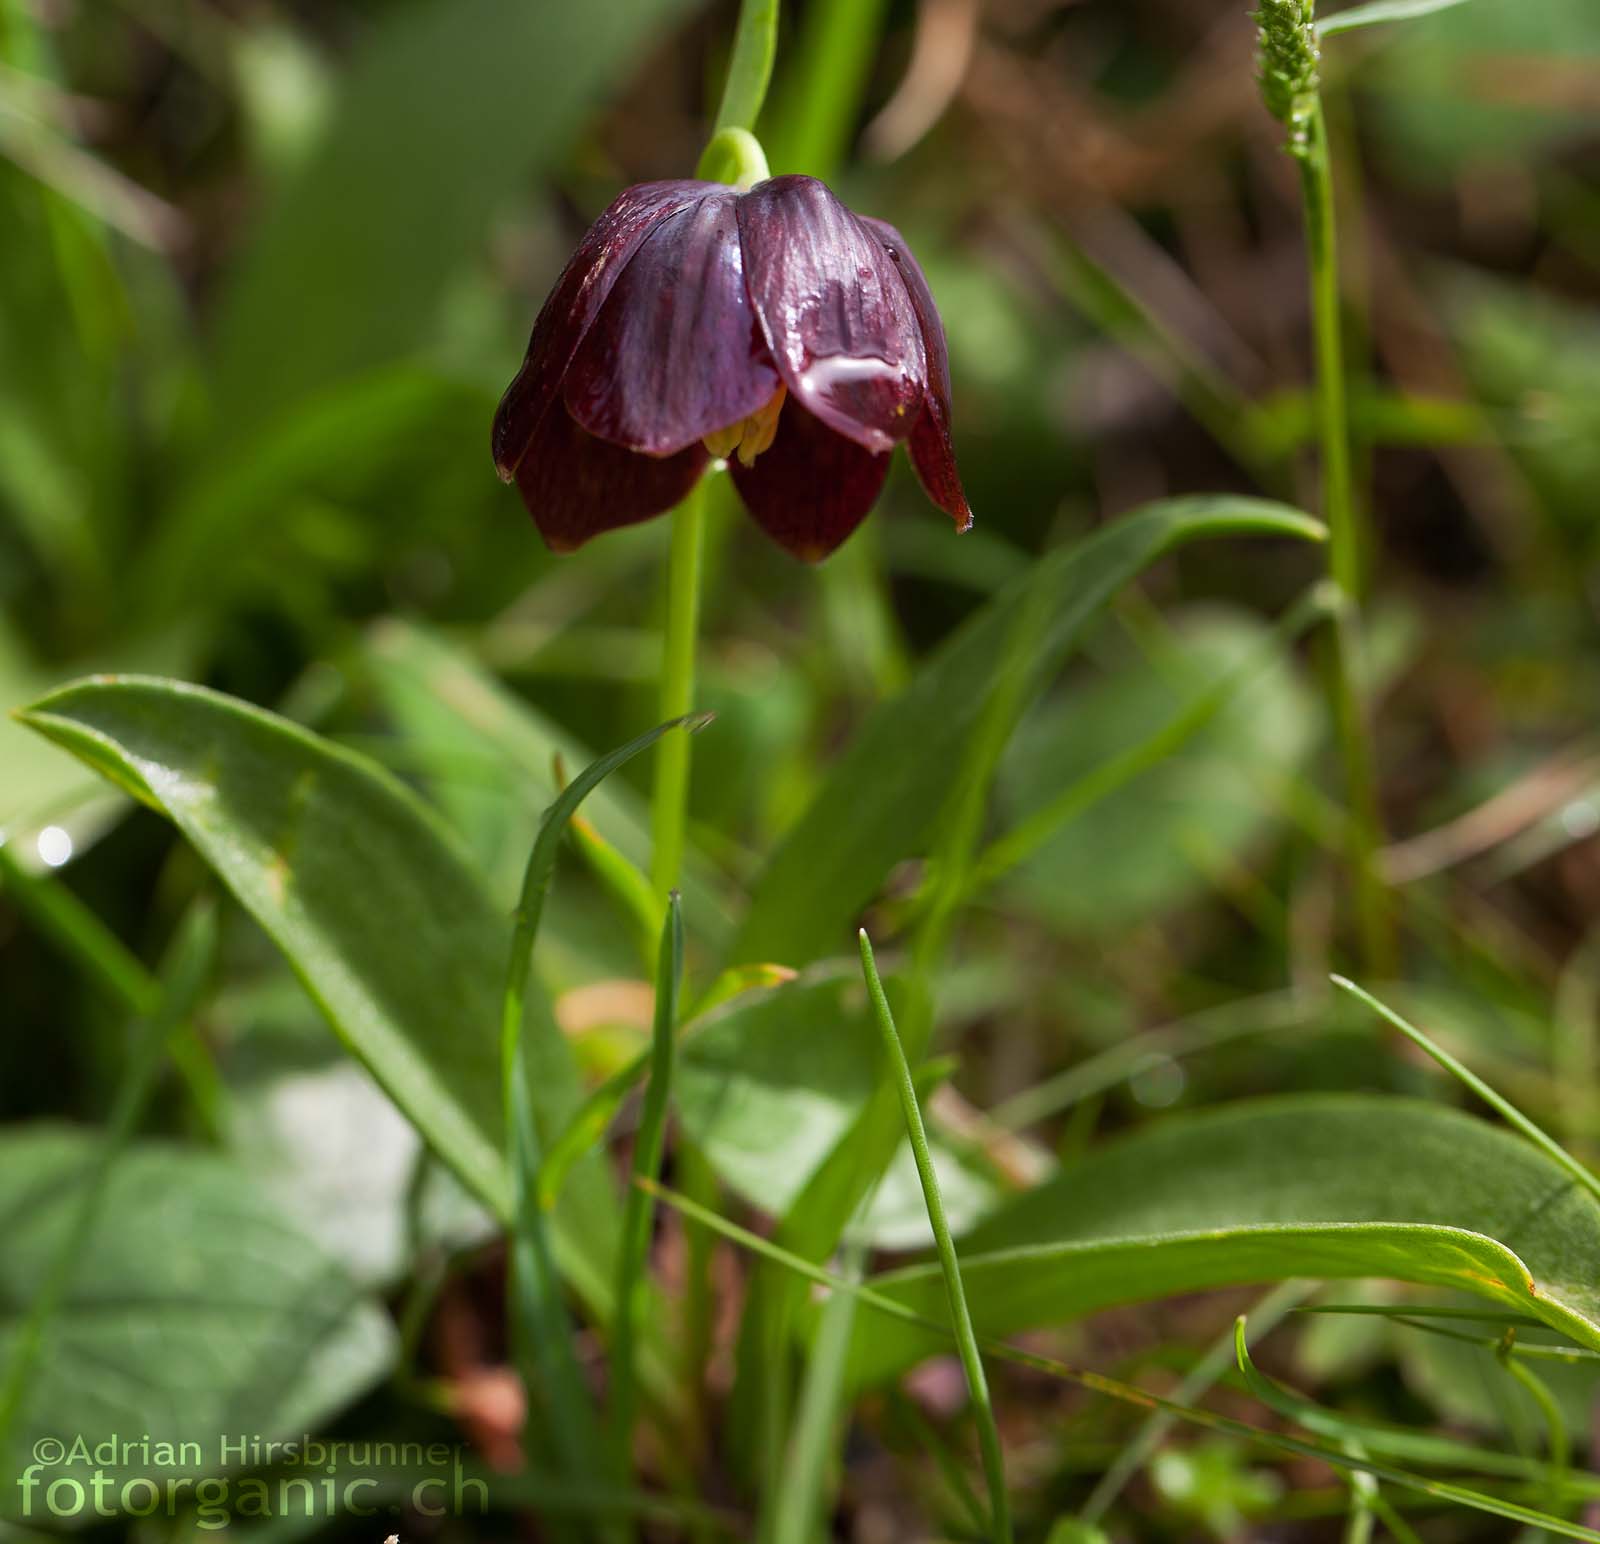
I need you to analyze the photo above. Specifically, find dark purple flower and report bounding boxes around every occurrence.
[492,175,971,561]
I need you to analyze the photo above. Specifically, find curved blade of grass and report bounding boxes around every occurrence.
[608,892,684,1464]
[732,497,1324,967]
[1318,0,1478,38]
[642,1178,1600,1539]
[1333,974,1600,1207]
[858,929,1010,1544]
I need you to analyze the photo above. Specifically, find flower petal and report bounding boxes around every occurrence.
[728,402,891,561]
[491,180,713,480]
[736,175,927,457]
[512,404,706,553]
[861,216,972,532]
[563,190,781,456]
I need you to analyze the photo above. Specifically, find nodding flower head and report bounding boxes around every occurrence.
[492,174,971,562]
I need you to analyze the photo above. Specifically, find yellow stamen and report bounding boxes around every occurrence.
[703,384,787,467]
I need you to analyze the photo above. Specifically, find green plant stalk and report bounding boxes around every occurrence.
[1297,96,1392,973]
[609,894,685,1467]
[650,482,707,901]
[857,930,1011,1544]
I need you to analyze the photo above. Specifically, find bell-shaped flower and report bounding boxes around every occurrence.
[492,175,971,560]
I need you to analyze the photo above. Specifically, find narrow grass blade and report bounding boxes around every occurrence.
[643,1178,1600,1537]
[0,900,216,1449]
[1332,975,1600,1206]
[571,809,661,965]
[772,1240,866,1544]
[539,1051,650,1213]
[609,893,684,1464]
[973,583,1333,892]
[501,716,707,1494]
[857,930,1011,1544]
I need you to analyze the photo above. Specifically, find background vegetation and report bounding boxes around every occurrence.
[4,0,1600,1538]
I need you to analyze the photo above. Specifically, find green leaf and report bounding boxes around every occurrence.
[0,1127,393,1506]
[1319,0,1479,36]
[991,607,1316,934]
[19,675,519,1219]
[837,1096,1600,1389]
[730,498,1324,967]
[675,965,997,1248]
[360,619,734,962]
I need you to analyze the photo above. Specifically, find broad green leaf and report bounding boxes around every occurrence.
[1319,0,1479,36]
[675,965,998,1249]
[994,608,1315,934]
[208,0,701,434]
[0,1127,393,1505]
[731,497,1323,967]
[19,676,531,1224]
[836,1096,1600,1388]
[0,623,192,866]
[360,619,735,966]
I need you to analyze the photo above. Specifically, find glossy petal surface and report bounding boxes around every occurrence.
[729,403,891,561]
[862,216,972,531]
[564,191,781,456]
[736,176,926,456]
[513,405,706,552]
[491,179,711,479]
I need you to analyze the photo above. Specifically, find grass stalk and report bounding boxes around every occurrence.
[857,929,1012,1544]
[1332,974,1600,1208]
[609,893,685,1466]
[1257,0,1392,970]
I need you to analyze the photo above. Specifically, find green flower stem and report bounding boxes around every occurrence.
[1298,95,1392,973]
[857,929,1012,1544]
[649,482,707,901]
[712,0,780,137]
